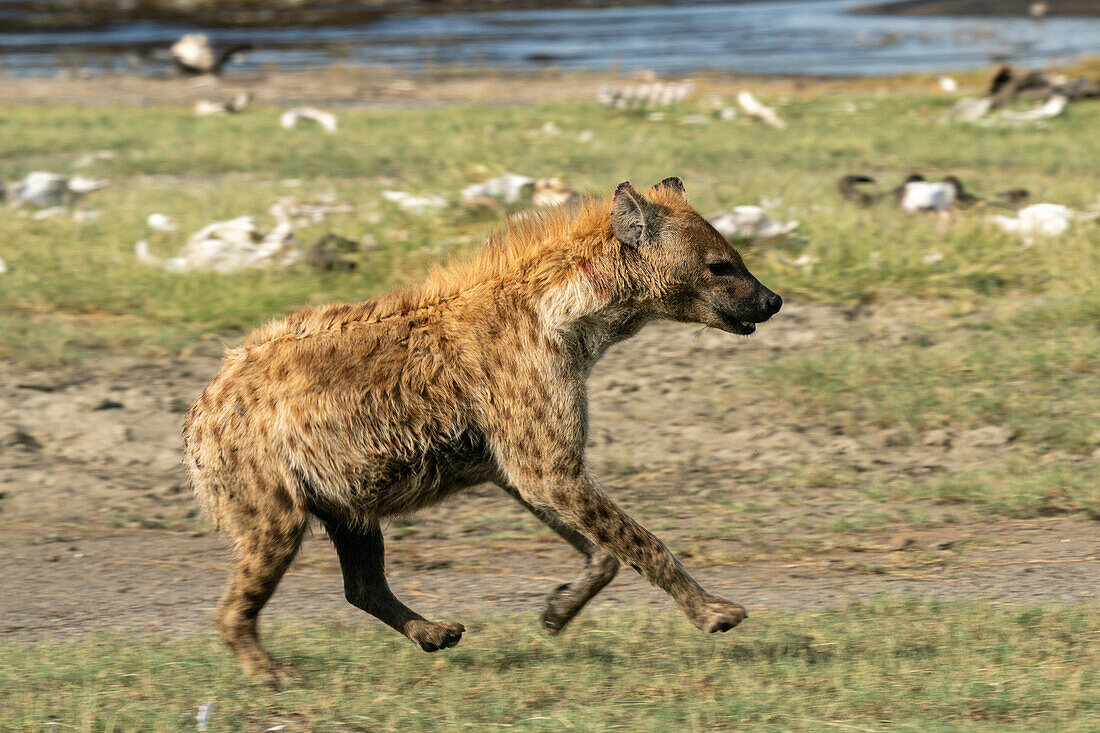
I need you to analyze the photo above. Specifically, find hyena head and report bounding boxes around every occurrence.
[610,177,782,335]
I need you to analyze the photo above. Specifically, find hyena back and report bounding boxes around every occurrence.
[184,178,782,686]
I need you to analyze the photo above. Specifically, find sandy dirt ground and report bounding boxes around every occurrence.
[3,302,1098,641]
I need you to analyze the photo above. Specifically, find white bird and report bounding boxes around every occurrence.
[11,172,108,207]
[1000,94,1068,122]
[899,180,957,212]
[280,107,338,134]
[939,76,959,93]
[737,91,786,129]
[989,203,1094,240]
[709,206,799,244]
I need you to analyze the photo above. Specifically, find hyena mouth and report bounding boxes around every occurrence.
[719,310,758,335]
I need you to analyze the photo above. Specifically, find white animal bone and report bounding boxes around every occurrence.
[136,207,299,274]
[461,174,578,209]
[1000,94,1068,122]
[461,173,537,204]
[280,107,338,133]
[597,81,693,110]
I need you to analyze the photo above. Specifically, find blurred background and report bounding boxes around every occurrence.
[1,1,1099,730]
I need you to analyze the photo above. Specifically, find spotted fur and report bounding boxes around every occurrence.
[184,178,782,685]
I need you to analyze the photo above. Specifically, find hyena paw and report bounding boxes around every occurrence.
[542,582,578,636]
[409,620,465,652]
[690,596,747,634]
[257,663,298,691]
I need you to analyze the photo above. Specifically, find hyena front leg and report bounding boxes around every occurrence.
[520,472,744,633]
[325,519,465,652]
[499,482,620,634]
[493,431,746,634]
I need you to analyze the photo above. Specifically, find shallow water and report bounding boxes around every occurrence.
[2,0,1100,77]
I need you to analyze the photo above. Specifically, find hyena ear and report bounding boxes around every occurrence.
[654,176,686,200]
[611,181,659,248]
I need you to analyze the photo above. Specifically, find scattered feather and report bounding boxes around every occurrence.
[147,213,177,232]
[280,107,338,134]
[1000,94,1068,122]
[381,190,447,214]
[989,203,1094,240]
[710,206,799,244]
[11,172,108,207]
[136,204,299,273]
[737,91,786,129]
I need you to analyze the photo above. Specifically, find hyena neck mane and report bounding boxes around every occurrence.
[242,194,647,359]
[429,196,650,363]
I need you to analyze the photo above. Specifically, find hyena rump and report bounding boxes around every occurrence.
[184,178,782,685]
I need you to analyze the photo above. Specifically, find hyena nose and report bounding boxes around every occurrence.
[764,291,783,316]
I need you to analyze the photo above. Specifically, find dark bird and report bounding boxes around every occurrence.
[837,174,881,206]
[995,188,1031,208]
[942,175,981,208]
[988,65,1015,97]
[171,34,252,76]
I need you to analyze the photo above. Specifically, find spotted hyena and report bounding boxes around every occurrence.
[184,178,783,686]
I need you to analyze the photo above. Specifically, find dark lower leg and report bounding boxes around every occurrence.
[326,520,464,652]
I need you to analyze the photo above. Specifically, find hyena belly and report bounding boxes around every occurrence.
[296,424,496,522]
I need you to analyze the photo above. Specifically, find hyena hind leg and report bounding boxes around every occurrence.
[213,508,308,689]
[325,519,465,652]
[499,483,620,635]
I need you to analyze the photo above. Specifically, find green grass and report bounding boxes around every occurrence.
[1,92,1097,525]
[2,600,1098,731]
[747,295,1100,454]
[1,95,1098,363]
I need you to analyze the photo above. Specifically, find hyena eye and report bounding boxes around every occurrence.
[708,261,737,277]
